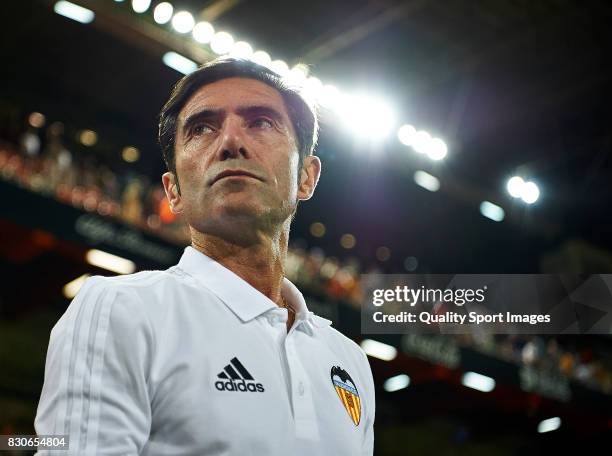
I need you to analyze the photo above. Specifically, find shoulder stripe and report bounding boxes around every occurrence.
[54,277,116,452]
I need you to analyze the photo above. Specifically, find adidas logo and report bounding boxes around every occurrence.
[215,357,265,393]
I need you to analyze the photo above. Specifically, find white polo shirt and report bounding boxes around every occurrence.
[35,246,375,455]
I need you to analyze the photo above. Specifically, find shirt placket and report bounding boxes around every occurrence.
[283,326,320,441]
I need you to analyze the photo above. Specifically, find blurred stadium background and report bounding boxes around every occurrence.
[1,0,611,454]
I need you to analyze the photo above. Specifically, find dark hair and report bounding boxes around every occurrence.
[158,57,319,183]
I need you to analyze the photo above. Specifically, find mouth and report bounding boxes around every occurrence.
[210,169,263,186]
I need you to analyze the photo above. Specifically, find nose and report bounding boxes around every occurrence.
[216,115,249,161]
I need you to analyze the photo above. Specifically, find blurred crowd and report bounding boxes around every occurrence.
[1,116,611,396]
[1,118,190,244]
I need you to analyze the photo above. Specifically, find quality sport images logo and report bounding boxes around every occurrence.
[214,357,265,392]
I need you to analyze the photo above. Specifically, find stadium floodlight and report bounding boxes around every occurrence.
[537,417,561,434]
[270,60,289,76]
[383,374,410,392]
[210,31,234,55]
[229,41,253,59]
[172,11,195,34]
[288,64,309,86]
[318,84,341,110]
[63,274,90,299]
[86,249,136,274]
[461,371,495,392]
[54,1,95,24]
[521,181,540,204]
[480,201,505,222]
[360,339,398,361]
[251,50,272,67]
[131,0,151,14]
[506,176,540,204]
[397,124,417,146]
[413,170,440,192]
[506,176,525,198]
[336,94,395,139]
[427,137,448,160]
[411,130,432,154]
[301,76,323,104]
[305,76,322,93]
[163,52,197,75]
[153,2,173,24]
[192,22,214,44]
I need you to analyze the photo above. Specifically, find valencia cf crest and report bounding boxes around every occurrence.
[331,365,361,426]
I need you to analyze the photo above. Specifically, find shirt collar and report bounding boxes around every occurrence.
[176,246,332,334]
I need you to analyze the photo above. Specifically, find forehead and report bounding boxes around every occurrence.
[178,77,289,123]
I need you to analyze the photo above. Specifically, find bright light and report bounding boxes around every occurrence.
[461,372,495,392]
[397,124,416,146]
[79,130,97,146]
[270,59,289,76]
[153,2,173,24]
[318,84,341,109]
[288,65,309,86]
[506,176,525,198]
[340,233,356,249]
[28,112,46,128]
[428,138,448,160]
[537,417,561,434]
[300,76,322,104]
[229,41,253,59]
[131,0,151,14]
[305,76,323,93]
[172,11,195,34]
[162,52,197,75]
[210,31,234,55]
[521,181,540,204]
[336,94,395,139]
[192,21,214,43]
[360,339,397,361]
[63,274,90,299]
[507,176,540,204]
[413,170,440,192]
[480,201,505,222]
[310,222,326,237]
[411,130,432,154]
[384,374,410,392]
[122,146,140,163]
[54,1,95,24]
[301,76,323,105]
[86,249,136,274]
[251,50,272,67]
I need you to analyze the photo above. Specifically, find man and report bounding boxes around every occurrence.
[35,58,375,455]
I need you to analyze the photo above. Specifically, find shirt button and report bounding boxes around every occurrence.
[298,381,305,396]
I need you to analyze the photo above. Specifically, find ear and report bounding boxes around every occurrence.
[162,172,183,214]
[297,155,321,201]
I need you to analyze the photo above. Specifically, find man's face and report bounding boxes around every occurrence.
[162,77,319,241]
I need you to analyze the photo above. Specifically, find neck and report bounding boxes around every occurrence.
[190,221,290,307]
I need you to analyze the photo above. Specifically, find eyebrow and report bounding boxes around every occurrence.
[181,104,286,136]
[181,108,222,137]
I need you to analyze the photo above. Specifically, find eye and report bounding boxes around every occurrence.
[192,122,214,136]
[250,117,274,129]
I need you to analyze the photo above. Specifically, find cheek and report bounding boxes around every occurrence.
[281,152,300,196]
[175,152,207,204]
